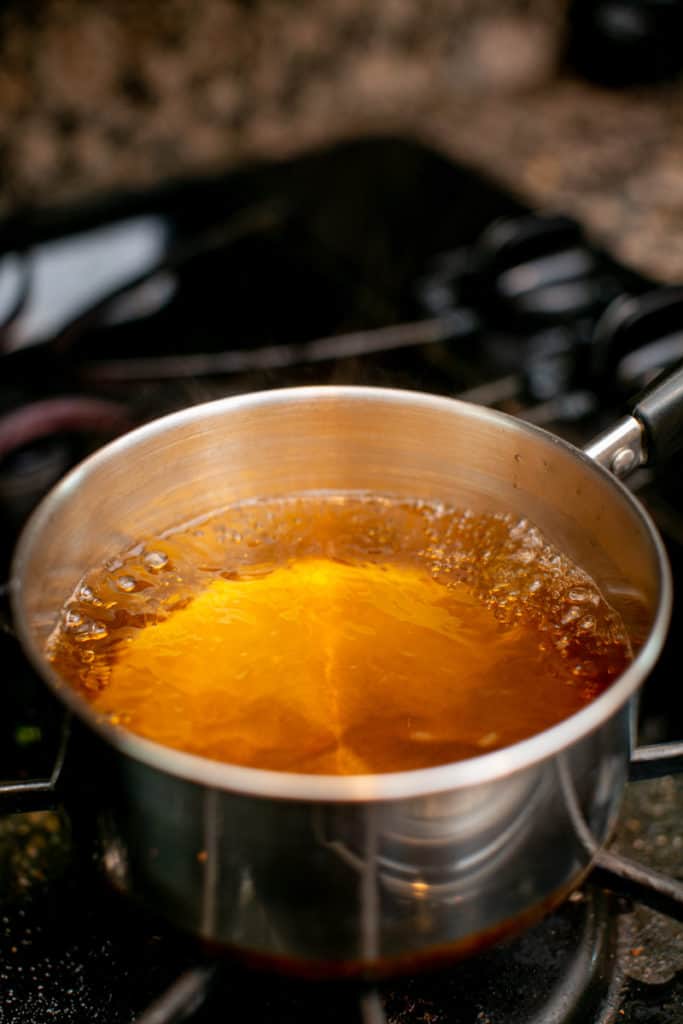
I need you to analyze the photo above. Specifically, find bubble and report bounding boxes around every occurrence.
[144,551,169,571]
[572,661,597,677]
[576,615,597,635]
[509,519,529,540]
[561,606,581,625]
[514,548,537,565]
[64,610,84,630]
[104,557,123,572]
[82,675,102,691]
[71,618,108,642]
[116,576,137,592]
[78,584,103,607]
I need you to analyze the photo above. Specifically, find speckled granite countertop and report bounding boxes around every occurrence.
[1,0,683,281]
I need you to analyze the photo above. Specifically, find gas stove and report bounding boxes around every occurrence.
[2,137,683,1023]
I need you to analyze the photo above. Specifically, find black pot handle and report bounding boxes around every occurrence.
[633,363,683,467]
[584,362,683,477]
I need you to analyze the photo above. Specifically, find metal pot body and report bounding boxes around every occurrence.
[86,713,631,973]
[11,387,670,972]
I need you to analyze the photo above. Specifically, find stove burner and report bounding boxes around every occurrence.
[146,887,623,1024]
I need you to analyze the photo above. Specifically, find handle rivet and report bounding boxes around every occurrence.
[611,447,637,476]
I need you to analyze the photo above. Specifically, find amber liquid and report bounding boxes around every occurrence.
[48,495,631,774]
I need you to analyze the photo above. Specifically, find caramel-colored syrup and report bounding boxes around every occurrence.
[48,495,631,774]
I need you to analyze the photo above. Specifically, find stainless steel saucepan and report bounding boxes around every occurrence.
[7,371,683,975]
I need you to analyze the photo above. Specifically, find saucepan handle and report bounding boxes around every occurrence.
[634,363,683,466]
[587,367,683,774]
[590,364,683,778]
[584,363,683,478]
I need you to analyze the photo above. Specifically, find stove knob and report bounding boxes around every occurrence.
[466,214,617,328]
[475,214,585,272]
[417,215,589,318]
[416,214,624,335]
[591,286,683,396]
[567,0,683,86]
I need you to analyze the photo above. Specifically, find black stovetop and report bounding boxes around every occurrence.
[2,137,683,1024]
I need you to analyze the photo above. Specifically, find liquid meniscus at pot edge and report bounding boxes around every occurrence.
[48,494,631,775]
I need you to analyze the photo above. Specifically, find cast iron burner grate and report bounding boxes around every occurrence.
[136,886,623,1024]
[3,138,683,1023]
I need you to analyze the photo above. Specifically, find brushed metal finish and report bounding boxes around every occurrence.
[10,387,672,971]
[584,416,646,478]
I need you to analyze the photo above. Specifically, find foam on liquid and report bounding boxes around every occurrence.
[48,495,631,774]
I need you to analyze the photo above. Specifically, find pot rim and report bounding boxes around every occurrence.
[10,385,673,802]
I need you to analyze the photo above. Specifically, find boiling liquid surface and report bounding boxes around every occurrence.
[48,495,631,774]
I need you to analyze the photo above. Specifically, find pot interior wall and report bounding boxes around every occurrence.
[15,389,661,656]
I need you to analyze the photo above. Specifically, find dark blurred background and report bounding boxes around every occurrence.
[1,0,683,282]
